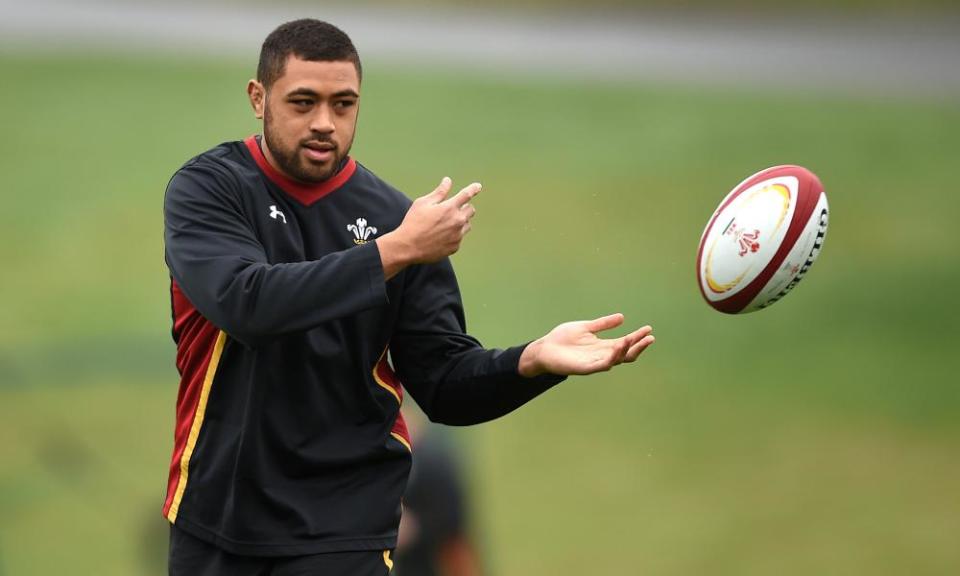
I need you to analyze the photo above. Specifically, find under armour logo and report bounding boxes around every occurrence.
[269,205,286,224]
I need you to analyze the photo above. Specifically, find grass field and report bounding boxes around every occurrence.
[0,52,958,575]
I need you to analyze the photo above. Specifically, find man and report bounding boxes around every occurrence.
[163,18,654,576]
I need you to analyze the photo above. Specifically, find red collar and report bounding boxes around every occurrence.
[244,135,357,206]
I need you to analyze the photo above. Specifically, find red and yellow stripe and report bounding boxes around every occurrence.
[163,328,227,522]
[372,347,411,453]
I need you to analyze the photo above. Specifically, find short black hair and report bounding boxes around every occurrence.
[257,19,362,89]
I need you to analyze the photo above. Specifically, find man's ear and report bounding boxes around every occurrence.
[247,80,265,119]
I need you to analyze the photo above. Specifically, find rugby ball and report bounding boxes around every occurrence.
[696,165,829,314]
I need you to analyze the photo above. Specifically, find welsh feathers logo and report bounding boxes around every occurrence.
[347,218,378,245]
[724,219,760,257]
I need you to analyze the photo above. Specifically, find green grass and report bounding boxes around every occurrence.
[0,52,958,575]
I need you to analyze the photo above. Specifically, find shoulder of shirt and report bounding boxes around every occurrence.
[166,140,256,198]
[350,161,414,209]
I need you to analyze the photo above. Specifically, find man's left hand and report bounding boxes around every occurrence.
[518,313,655,378]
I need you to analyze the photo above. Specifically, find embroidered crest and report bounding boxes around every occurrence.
[347,218,378,245]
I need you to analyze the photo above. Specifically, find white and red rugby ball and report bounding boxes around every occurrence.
[696,165,829,314]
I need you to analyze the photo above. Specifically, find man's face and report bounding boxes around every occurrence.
[250,56,360,183]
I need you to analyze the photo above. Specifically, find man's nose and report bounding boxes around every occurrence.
[309,105,335,134]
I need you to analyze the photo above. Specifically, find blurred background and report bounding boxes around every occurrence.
[1,0,959,574]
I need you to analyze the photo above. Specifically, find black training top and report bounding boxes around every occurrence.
[161,136,563,556]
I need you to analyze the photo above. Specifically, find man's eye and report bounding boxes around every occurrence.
[335,100,356,110]
[291,100,312,107]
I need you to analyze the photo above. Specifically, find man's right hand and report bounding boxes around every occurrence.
[377,177,481,280]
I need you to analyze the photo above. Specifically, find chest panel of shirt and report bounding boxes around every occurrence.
[224,163,409,416]
[244,175,403,265]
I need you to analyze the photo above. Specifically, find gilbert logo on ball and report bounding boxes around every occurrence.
[696,165,829,314]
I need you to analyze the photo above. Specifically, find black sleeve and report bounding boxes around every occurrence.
[163,164,388,346]
[390,258,565,426]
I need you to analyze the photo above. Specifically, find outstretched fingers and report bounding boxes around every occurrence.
[624,334,655,362]
[448,182,482,208]
[607,336,631,367]
[586,313,625,334]
[606,325,654,367]
[427,176,453,202]
[623,325,653,345]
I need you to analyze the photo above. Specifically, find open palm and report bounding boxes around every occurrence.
[519,313,655,377]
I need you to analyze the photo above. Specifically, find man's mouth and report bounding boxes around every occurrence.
[302,141,336,162]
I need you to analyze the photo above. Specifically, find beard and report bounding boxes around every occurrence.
[262,106,352,184]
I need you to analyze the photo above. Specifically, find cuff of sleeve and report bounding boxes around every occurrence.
[504,343,567,386]
[359,240,390,305]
